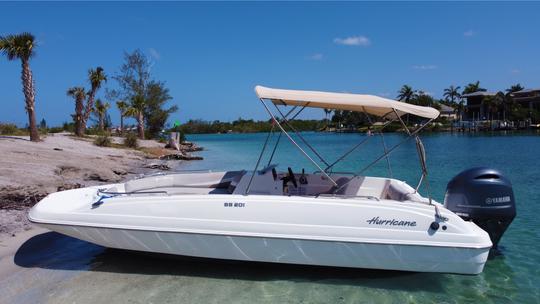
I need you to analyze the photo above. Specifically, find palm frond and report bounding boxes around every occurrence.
[0,32,35,61]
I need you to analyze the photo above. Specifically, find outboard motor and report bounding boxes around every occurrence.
[444,167,516,248]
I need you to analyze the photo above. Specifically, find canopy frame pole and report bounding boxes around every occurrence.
[393,109,412,135]
[332,117,434,194]
[414,136,432,202]
[244,124,275,195]
[392,113,439,217]
[392,109,430,197]
[323,117,394,173]
[260,99,337,187]
[266,105,306,167]
[363,107,393,178]
[266,131,282,167]
[266,106,305,167]
[272,103,331,167]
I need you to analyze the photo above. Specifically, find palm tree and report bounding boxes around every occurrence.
[396,85,416,103]
[67,87,86,136]
[504,84,524,121]
[443,85,461,105]
[323,108,333,129]
[462,81,486,95]
[494,91,506,121]
[0,33,40,141]
[94,99,110,132]
[482,96,499,128]
[82,67,107,134]
[506,84,524,95]
[397,85,418,125]
[116,100,129,135]
[124,95,146,139]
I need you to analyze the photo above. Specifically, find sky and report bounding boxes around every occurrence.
[1,2,539,127]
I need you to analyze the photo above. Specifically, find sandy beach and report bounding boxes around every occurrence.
[0,133,178,240]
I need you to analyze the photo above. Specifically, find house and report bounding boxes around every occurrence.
[461,91,497,120]
[438,104,457,120]
[511,88,540,113]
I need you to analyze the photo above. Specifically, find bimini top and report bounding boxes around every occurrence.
[255,85,440,119]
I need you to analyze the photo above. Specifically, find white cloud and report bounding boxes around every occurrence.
[464,30,476,37]
[307,53,323,60]
[149,48,160,60]
[510,68,520,74]
[412,65,437,70]
[334,35,371,46]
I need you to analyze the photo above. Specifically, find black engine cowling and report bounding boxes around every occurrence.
[444,167,516,248]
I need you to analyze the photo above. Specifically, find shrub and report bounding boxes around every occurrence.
[123,133,139,148]
[94,134,112,147]
[48,126,65,133]
[0,123,23,135]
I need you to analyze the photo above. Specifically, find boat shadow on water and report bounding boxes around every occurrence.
[11,231,492,293]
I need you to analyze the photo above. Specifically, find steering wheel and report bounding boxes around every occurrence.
[287,167,298,188]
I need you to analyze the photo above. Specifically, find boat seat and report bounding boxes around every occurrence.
[386,180,429,203]
[317,176,388,199]
[227,171,247,193]
[124,171,245,193]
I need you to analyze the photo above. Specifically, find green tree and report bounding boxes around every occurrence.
[94,99,110,132]
[415,91,434,107]
[67,86,86,136]
[397,85,418,125]
[397,85,417,103]
[0,33,40,141]
[456,100,466,121]
[111,49,177,139]
[116,100,129,134]
[462,81,486,95]
[504,84,524,121]
[39,118,47,129]
[443,85,461,104]
[144,81,177,138]
[323,108,332,124]
[83,67,107,134]
[506,84,524,95]
[482,95,500,127]
[124,95,146,139]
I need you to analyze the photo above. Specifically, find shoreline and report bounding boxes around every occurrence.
[0,133,201,241]
[184,128,540,136]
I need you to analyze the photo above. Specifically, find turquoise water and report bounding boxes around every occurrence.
[181,131,540,303]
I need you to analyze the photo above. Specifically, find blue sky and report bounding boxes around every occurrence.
[1,2,539,127]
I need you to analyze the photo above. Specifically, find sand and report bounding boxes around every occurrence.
[0,133,170,240]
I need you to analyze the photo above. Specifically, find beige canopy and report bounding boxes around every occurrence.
[255,85,440,119]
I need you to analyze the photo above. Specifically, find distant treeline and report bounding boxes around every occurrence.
[177,118,326,134]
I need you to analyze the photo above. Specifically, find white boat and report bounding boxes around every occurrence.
[29,86,516,275]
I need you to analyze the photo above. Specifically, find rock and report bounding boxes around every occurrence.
[160,153,203,161]
[112,169,128,175]
[144,163,171,170]
[55,165,80,176]
[0,186,48,210]
[57,183,84,191]
[84,173,110,182]
[181,144,203,152]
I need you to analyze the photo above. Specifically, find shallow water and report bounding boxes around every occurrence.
[5,132,539,303]
[179,131,540,303]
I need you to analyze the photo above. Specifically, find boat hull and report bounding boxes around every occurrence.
[37,222,489,275]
